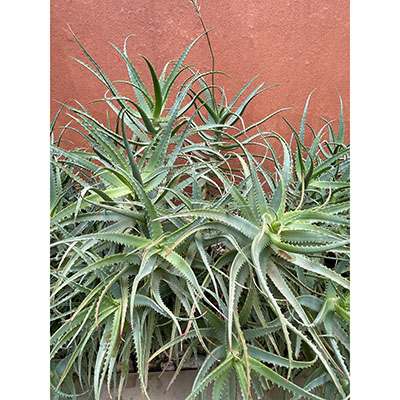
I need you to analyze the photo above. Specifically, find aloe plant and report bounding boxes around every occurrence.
[283,91,349,210]
[50,30,349,400]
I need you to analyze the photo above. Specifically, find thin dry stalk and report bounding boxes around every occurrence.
[188,0,217,110]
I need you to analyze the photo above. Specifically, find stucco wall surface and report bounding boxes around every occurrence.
[51,0,349,148]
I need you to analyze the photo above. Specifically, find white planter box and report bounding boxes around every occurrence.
[77,369,285,400]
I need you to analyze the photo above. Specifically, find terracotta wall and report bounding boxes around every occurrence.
[51,0,349,148]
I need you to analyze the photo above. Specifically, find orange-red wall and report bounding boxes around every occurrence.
[51,0,349,147]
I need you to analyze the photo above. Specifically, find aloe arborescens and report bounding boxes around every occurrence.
[50,30,349,400]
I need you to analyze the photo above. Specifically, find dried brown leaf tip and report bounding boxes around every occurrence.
[278,250,293,261]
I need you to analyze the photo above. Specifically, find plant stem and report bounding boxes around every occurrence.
[189,0,217,112]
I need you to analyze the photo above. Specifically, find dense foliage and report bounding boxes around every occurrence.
[50,30,350,400]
